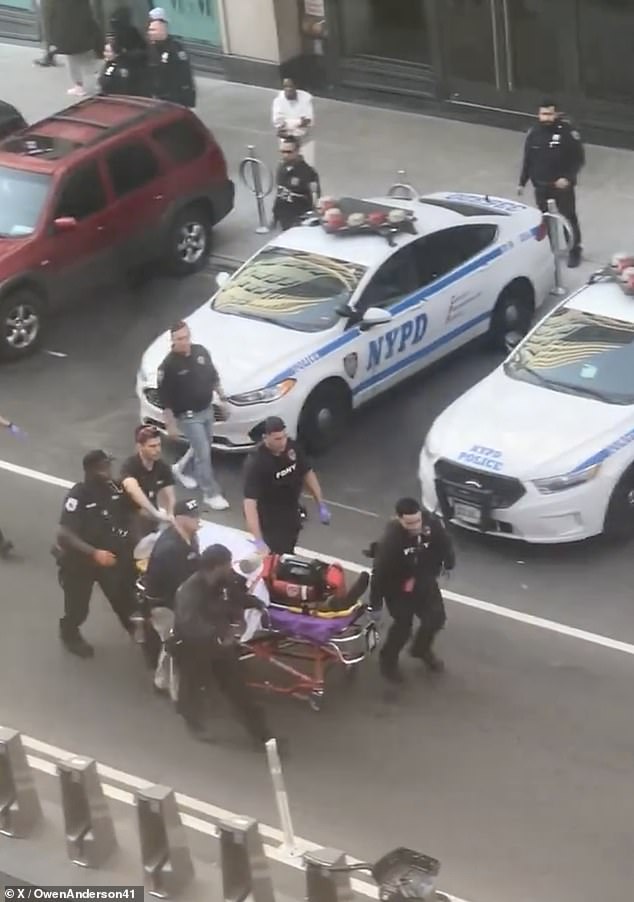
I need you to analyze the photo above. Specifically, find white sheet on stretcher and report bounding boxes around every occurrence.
[134,520,269,643]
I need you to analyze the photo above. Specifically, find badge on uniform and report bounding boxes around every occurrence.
[572,130,581,141]
[178,50,187,60]
[287,448,296,462]
[65,497,78,512]
[161,52,169,63]
[196,355,205,365]
[343,352,358,379]
[291,177,300,186]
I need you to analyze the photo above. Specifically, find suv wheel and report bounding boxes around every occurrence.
[167,206,212,275]
[0,289,45,361]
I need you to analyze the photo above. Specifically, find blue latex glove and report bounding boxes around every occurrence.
[253,538,268,554]
[8,423,26,440]
[318,502,331,525]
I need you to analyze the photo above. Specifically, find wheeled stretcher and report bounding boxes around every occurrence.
[133,521,379,711]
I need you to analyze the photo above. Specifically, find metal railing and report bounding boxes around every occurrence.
[544,198,575,296]
[239,145,275,234]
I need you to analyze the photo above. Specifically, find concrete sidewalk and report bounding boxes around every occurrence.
[2,40,634,282]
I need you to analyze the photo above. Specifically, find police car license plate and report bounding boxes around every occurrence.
[453,502,481,524]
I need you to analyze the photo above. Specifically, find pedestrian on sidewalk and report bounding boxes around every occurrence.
[46,0,103,97]
[272,77,315,166]
[146,7,196,107]
[370,497,454,683]
[518,98,585,268]
[34,0,56,67]
[157,320,230,512]
[272,136,320,231]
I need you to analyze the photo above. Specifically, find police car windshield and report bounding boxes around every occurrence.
[211,247,367,332]
[505,306,634,405]
[0,166,51,237]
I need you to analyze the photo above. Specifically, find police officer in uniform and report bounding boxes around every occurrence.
[243,416,330,555]
[518,99,585,268]
[56,450,134,658]
[146,7,196,108]
[370,497,455,683]
[99,6,148,97]
[272,136,320,231]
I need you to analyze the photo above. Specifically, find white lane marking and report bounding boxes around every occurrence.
[1,456,634,660]
[42,349,68,358]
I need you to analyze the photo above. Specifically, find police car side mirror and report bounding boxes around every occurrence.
[216,271,231,289]
[360,307,393,331]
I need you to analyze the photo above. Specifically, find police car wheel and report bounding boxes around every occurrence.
[604,471,634,540]
[487,284,534,352]
[166,207,211,275]
[0,288,45,360]
[298,383,351,454]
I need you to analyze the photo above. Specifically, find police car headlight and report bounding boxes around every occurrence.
[228,379,296,406]
[532,463,602,495]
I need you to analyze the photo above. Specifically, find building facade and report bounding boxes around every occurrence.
[1,0,632,143]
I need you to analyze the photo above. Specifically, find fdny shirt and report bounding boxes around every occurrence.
[243,438,310,529]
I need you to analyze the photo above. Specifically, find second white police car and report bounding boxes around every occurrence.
[420,258,634,543]
[137,192,553,452]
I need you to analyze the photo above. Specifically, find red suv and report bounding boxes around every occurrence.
[0,95,234,360]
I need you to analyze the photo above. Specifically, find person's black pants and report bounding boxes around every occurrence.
[178,643,271,743]
[534,184,582,250]
[261,512,301,555]
[380,583,447,669]
[59,558,134,636]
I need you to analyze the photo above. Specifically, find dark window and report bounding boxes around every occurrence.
[359,246,420,310]
[411,225,497,286]
[106,141,160,197]
[338,0,430,65]
[577,0,634,103]
[506,0,564,93]
[442,0,497,85]
[54,161,106,220]
[152,119,207,164]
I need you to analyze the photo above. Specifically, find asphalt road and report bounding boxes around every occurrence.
[2,263,634,902]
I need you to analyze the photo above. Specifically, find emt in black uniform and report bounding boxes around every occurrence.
[243,416,330,554]
[144,497,201,693]
[56,450,134,658]
[120,425,175,544]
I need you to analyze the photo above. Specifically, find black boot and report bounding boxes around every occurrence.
[411,645,445,673]
[567,246,582,268]
[59,621,94,658]
[379,653,404,684]
[34,50,56,67]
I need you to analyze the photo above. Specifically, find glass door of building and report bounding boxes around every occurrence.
[439,0,574,112]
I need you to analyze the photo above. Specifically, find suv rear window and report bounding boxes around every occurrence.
[106,141,160,197]
[152,119,206,164]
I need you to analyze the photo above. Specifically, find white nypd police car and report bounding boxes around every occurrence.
[420,262,634,543]
[137,192,553,452]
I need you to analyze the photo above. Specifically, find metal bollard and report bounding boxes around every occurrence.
[217,814,276,902]
[304,848,354,902]
[239,145,274,235]
[0,727,42,838]
[546,198,574,297]
[136,784,194,899]
[57,756,117,868]
[387,170,420,201]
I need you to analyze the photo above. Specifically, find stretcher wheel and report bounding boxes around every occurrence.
[308,692,323,712]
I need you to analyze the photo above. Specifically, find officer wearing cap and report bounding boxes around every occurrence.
[243,416,330,555]
[518,98,585,268]
[146,7,196,108]
[56,450,134,658]
[144,497,201,694]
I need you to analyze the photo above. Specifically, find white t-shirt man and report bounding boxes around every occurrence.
[272,86,315,166]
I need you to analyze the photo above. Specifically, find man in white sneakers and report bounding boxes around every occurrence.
[157,320,229,511]
[272,77,315,167]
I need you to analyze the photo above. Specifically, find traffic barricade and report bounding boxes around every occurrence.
[57,755,117,868]
[0,727,42,838]
[217,813,276,902]
[136,783,194,898]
